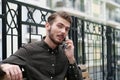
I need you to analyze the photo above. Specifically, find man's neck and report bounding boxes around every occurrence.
[44,36,57,49]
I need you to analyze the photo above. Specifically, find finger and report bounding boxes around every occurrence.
[9,68,16,80]
[17,67,23,80]
[10,66,22,80]
[66,40,73,44]
[66,43,74,49]
[5,70,11,80]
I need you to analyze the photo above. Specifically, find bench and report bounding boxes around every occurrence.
[78,64,92,80]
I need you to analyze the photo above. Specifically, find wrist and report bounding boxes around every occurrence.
[68,57,76,64]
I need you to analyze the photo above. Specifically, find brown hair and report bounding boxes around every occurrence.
[47,11,72,25]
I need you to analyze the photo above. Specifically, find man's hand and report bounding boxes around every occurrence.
[0,64,23,80]
[64,39,76,64]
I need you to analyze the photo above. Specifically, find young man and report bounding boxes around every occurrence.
[0,11,83,80]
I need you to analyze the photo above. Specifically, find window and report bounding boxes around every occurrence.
[92,0,104,18]
[79,0,85,12]
[46,0,52,8]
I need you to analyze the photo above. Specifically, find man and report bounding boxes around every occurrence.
[0,11,83,80]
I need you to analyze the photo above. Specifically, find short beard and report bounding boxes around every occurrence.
[48,27,62,45]
[49,35,61,45]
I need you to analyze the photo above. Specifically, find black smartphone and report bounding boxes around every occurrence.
[62,37,68,49]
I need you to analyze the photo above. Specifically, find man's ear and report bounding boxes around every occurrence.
[45,22,50,30]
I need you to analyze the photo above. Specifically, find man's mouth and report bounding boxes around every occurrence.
[57,35,65,41]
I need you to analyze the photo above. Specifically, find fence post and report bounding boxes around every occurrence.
[17,4,22,48]
[81,20,85,64]
[106,27,113,80]
[2,0,7,59]
[69,16,78,63]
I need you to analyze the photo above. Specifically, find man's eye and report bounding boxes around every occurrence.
[57,24,63,28]
[66,28,70,32]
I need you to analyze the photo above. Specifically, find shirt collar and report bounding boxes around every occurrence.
[40,38,59,54]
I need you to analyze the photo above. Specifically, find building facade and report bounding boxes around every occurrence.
[47,0,120,28]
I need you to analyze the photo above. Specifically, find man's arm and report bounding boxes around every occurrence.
[63,39,83,80]
[0,45,29,80]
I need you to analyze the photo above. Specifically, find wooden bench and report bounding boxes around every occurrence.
[78,64,92,80]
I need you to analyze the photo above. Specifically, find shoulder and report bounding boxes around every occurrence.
[22,41,42,50]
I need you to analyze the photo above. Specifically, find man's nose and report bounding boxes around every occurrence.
[61,28,66,33]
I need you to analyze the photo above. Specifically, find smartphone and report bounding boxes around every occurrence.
[62,41,67,49]
[62,36,68,49]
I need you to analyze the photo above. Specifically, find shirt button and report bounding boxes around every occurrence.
[51,52,54,54]
[51,76,53,79]
[75,74,78,77]
[48,49,50,51]
[72,66,75,68]
[52,64,55,66]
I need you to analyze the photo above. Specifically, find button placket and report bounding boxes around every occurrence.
[50,50,56,79]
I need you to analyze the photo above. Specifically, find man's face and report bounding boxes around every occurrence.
[47,16,70,45]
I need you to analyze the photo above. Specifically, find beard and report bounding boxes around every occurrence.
[48,27,63,45]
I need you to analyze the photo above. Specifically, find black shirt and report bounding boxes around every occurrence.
[2,40,83,80]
